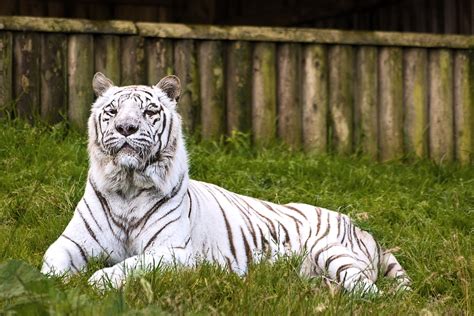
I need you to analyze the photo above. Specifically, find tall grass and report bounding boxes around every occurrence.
[0,120,472,314]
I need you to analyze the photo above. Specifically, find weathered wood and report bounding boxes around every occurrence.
[454,50,473,164]
[146,38,173,86]
[226,41,252,134]
[328,45,353,154]
[0,16,474,49]
[0,32,12,116]
[277,43,302,149]
[403,48,428,158]
[14,32,40,122]
[0,16,137,34]
[174,40,199,133]
[429,49,454,163]
[40,33,67,124]
[68,35,94,130]
[301,44,328,153]
[378,47,403,161]
[121,36,145,85]
[354,46,378,158]
[252,42,277,146]
[199,41,225,140]
[94,35,121,84]
[136,22,474,49]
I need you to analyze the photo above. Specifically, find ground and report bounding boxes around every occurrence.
[0,120,472,314]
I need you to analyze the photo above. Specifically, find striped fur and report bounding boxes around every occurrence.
[41,73,410,294]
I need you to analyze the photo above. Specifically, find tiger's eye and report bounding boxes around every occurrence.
[109,109,117,115]
[145,110,157,116]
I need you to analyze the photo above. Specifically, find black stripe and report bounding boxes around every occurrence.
[135,194,185,237]
[325,253,353,271]
[83,199,103,232]
[384,262,397,277]
[283,204,308,220]
[336,264,353,282]
[90,180,123,236]
[336,213,342,238]
[187,190,193,218]
[204,186,238,265]
[66,249,80,272]
[308,213,331,255]
[165,115,173,148]
[62,234,88,264]
[144,216,181,250]
[130,173,185,230]
[214,188,258,248]
[77,209,99,245]
[241,227,252,266]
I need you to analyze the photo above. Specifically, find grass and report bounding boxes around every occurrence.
[0,119,472,315]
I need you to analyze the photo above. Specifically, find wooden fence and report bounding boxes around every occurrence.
[0,16,473,163]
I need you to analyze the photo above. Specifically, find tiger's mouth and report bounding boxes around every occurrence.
[119,143,136,155]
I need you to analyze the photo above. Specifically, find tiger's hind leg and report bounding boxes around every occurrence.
[380,251,411,292]
[302,243,379,295]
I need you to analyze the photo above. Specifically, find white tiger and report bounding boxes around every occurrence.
[41,72,411,294]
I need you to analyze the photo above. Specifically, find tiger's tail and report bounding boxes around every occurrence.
[380,250,411,292]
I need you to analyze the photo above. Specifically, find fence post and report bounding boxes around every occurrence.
[199,40,225,140]
[146,38,174,86]
[14,32,40,122]
[0,32,12,117]
[252,42,277,147]
[95,35,121,85]
[329,45,354,154]
[429,49,454,163]
[403,48,428,158]
[277,43,302,149]
[354,46,378,159]
[379,47,404,161]
[121,36,145,85]
[454,50,473,164]
[301,44,328,154]
[226,41,252,134]
[174,40,200,134]
[68,34,94,130]
[40,33,67,124]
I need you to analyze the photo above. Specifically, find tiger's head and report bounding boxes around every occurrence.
[88,72,187,194]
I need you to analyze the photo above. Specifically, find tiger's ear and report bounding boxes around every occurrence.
[156,75,181,101]
[92,72,114,97]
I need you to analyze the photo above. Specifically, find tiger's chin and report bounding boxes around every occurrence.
[114,145,141,170]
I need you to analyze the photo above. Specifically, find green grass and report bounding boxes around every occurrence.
[0,120,472,315]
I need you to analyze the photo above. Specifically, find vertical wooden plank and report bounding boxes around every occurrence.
[454,50,473,164]
[301,44,328,153]
[14,32,40,122]
[94,35,120,84]
[174,40,199,133]
[404,48,428,158]
[146,38,173,86]
[120,36,145,85]
[378,47,403,161]
[354,46,378,159]
[226,41,252,134]
[41,33,67,124]
[328,45,353,154]
[199,41,225,140]
[429,49,454,163]
[252,42,277,147]
[68,35,94,131]
[277,43,302,149]
[0,32,12,117]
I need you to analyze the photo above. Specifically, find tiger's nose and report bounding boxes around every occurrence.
[116,122,139,136]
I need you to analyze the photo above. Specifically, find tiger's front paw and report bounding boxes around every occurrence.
[88,266,126,290]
